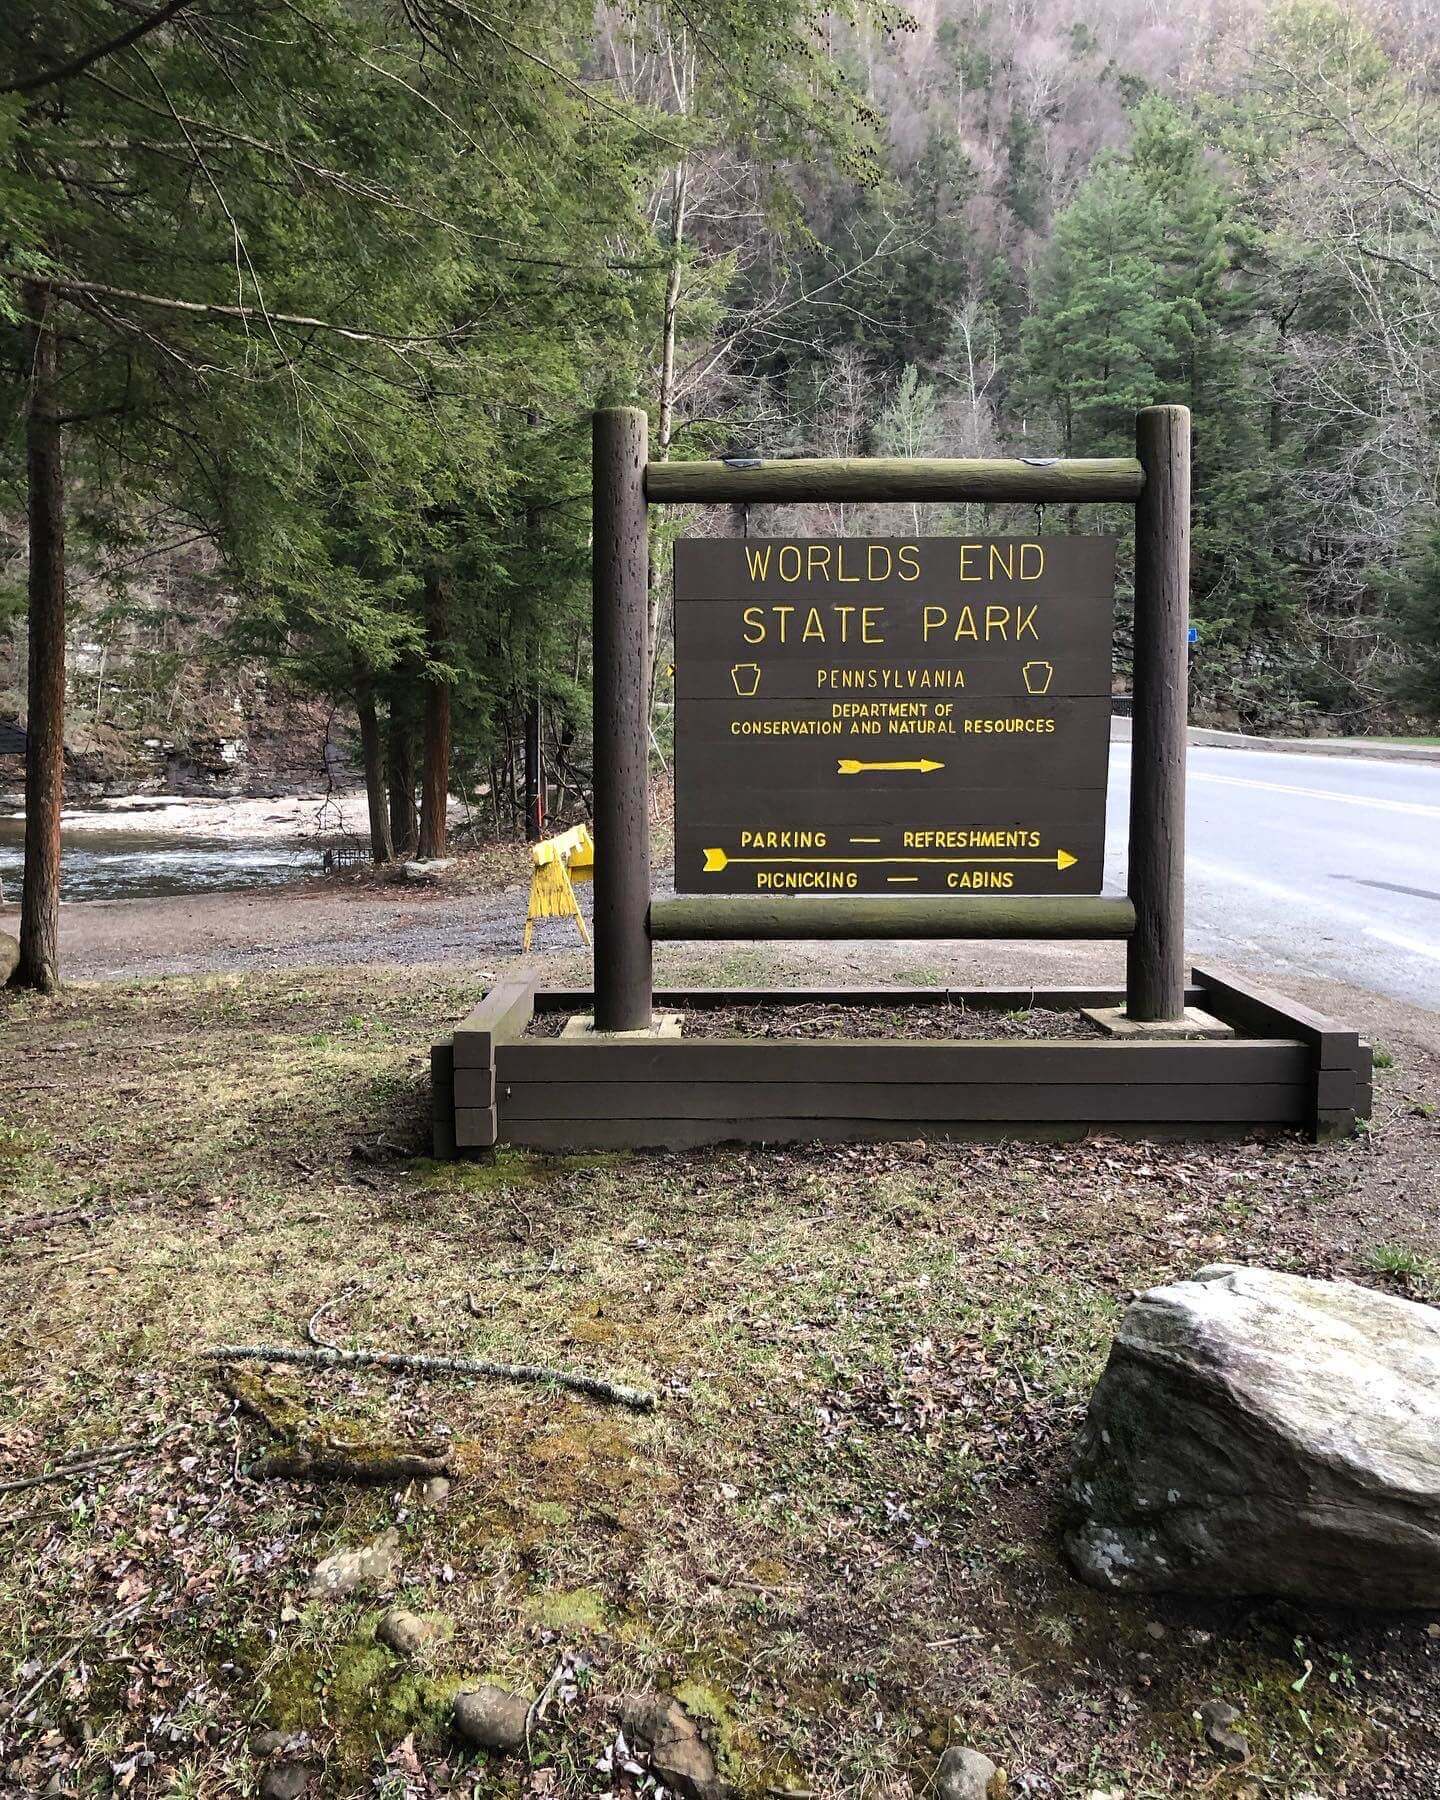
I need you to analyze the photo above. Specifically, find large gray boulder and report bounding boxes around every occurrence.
[1065,1264,1440,1606]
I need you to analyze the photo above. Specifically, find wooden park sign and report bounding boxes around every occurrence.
[673,536,1116,896]
[431,405,1373,1156]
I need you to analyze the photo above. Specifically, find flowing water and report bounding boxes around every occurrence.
[0,815,313,901]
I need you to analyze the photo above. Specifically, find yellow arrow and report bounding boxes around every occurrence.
[703,848,1078,873]
[837,758,945,775]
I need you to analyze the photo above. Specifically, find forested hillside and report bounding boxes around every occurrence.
[3,0,1439,858]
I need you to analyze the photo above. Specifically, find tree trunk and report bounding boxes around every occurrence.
[15,281,66,993]
[524,693,543,841]
[354,667,392,864]
[387,686,419,858]
[645,156,690,710]
[418,571,451,860]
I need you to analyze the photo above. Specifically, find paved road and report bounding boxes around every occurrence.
[1106,743,1440,1011]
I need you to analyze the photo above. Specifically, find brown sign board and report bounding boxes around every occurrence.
[673,536,1117,897]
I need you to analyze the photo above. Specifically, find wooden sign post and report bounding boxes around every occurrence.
[591,407,653,1032]
[1128,407,1190,1022]
[437,403,1371,1154]
[591,403,1191,1024]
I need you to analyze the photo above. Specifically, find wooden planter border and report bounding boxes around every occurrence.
[433,966,1371,1156]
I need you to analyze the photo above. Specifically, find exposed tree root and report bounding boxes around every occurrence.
[218,1366,452,1484]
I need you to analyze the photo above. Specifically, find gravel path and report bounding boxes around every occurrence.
[7,854,1436,1090]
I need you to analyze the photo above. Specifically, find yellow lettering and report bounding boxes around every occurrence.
[954,605,977,641]
[742,605,765,645]
[985,604,1009,640]
[959,544,981,582]
[923,605,947,642]
[988,543,1014,581]
[1020,542,1045,579]
[835,604,857,641]
[774,603,795,642]
[867,544,892,580]
[836,544,861,582]
[778,544,802,582]
[743,546,772,581]
[898,545,921,581]
[801,606,825,643]
[807,545,832,580]
[1016,605,1039,641]
[862,606,885,644]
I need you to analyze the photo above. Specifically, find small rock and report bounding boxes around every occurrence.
[419,1475,452,1509]
[454,1685,530,1754]
[935,1744,1001,1800]
[1197,1700,1249,1763]
[0,933,18,985]
[620,1693,720,1800]
[260,1765,314,1800]
[249,1728,288,1759]
[1197,1700,1239,1729]
[400,858,454,884]
[377,1606,451,1657]
[1145,1622,1166,1641]
[308,1527,401,1600]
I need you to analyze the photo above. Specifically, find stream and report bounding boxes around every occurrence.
[0,815,314,902]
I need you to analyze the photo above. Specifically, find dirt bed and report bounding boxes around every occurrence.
[527,1000,1103,1040]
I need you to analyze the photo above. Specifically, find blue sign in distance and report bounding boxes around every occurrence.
[1188,625,1199,645]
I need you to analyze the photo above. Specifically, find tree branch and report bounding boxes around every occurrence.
[1,0,198,96]
[5,267,475,345]
[202,1342,657,1411]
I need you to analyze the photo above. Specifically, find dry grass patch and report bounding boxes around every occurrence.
[1,969,1438,1797]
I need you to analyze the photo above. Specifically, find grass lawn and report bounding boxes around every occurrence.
[2,967,1438,1797]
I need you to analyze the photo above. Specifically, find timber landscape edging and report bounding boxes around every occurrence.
[435,969,1371,1155]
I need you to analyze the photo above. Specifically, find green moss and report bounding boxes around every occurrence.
[525,1586,607,1632]
[674,1677,737,1770]
[225,1366,310,1438]
[227,1365,446,1478]
[526,1501,574,1528]
[675,1670,816,1797]
[262,1630,470,1779]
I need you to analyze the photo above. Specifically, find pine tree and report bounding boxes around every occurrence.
[1021,160,1180,455]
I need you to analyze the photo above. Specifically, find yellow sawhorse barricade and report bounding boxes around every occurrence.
[524,824,594,950]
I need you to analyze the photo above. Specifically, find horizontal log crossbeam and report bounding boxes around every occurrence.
[644,456,1144,507]
[647,894,1136,941]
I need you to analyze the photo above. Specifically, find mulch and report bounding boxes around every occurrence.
[526,1001,1103,1040]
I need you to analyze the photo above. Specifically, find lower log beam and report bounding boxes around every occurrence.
[648,894,1137,941]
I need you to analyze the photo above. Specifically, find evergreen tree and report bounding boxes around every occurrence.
[1384,525,1440,718]
[1020,161,1180,455]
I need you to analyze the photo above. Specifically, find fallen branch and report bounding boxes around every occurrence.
[0,1204,94,1244]
[0,1426,184,1497]
[203,1343,656,1412]
[259,1445,448,1482]
[306,1282,362,1350]
[12,1595,152,1717]
[218,1366,450,1484]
